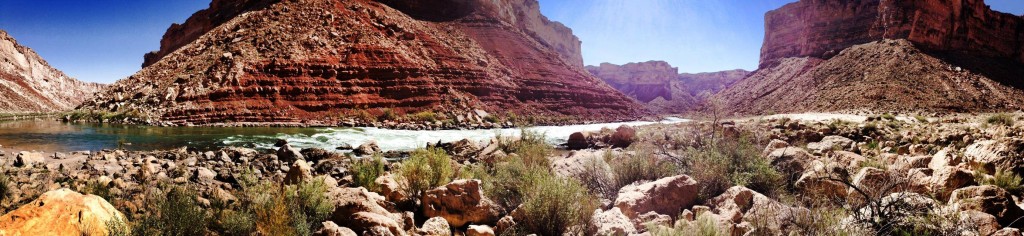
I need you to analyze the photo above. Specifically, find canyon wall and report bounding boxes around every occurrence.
[587,61,748,114]
[83,0,641,125]
[761,0,1024,68]
[0,30,104,113]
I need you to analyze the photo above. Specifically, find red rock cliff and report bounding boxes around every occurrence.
[761,0,1024,68]
[83,0,641,126]
[142,0,278,67]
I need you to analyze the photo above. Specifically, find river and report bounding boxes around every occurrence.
[0,118,688,153]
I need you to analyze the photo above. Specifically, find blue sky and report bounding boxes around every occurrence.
[0,0,1021,83]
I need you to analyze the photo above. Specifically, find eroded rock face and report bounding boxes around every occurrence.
[0,30,104,113]
[86,0,640,126]
[422,179,502,227]
[614,174,698,218]
[761,0,1024,68]
[0,189,126,236]
[586,61,748,114]
[949,185,1024,227]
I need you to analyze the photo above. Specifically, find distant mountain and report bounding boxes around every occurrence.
[586,61,748,114]
[80,0,644,126]
[717,0,1024,115]
[0,30,104,113]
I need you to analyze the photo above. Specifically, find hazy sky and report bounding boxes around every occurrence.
[0,0,1022,83]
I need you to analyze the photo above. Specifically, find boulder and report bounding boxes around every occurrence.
[327,187,404,235]
[354,141,382,156]
[300,148,342,163]
[0,189,126,236]
[928,147,961,170]
[277,144,305,163]
[806,135,854,153]
[590,207,636,235]
[949,185,1024,227]
[314,221,358,236]
[766,147,815,181]
[994,228,1024,236]
[551,150,609,179]
[963,139,1024,174]
[962,210,1001,236]
[566,131,595,150]
[707,186,804,235]
[284,160,314,184]
[436,139,480,161]
[892,155,931,172]
[928,167,976,200]
[375,174,408,203]
[422,179,502,227]
[417,217,451,236]
[193,167,217,183]
[794,161,848,198]
[762,139,789,156]
[466,225,496,236]
[609,125,637,148]
[830,151,868,171]
[614,175,698,218]
[14,151,44,167]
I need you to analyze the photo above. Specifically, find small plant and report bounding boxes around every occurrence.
[881,113,896,121]
[517,174,597,236]
[132,185,210,236]
[408,111,438,122]
[105,216,131,236]
[647,213,726,236]
[0,170,10,204]
[986,113,1015,126]
[82,180,113,200]
[914,115,928,123]
[352,154,386,192]
[346,109,376,122]
[976,168,1023,194]
[685,133,784,201]
[378,108,399,122]
[497,130,552,168]
[610,147,678,191]
[398,147,456,198]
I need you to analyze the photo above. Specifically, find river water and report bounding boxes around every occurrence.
[0,118,688,153]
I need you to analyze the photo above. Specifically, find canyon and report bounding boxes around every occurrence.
[586,61,747,114]
[718,0,1024,115]
[82,0,643,126]
[0,30,104,114]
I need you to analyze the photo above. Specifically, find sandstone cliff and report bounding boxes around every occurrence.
[761,0,1024,68]
[0,30,104,113]
[82,0,643,126]
[587,61,748,114]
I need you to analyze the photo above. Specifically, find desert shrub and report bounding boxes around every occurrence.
[576,153,616,198]
[0,170,9,204]
[987,113,1015,126]
[105,216,131,236]
[881,114,896,121]
[976,168,1023,194]
[647,213,726,236]
[352,154,386,192]
[409,111,438,122]
[517,174,597,236]
[914,115,928,123]
[81,179,113,200]
[378,108,399,122]
[294,177,335,232]
[132,186,210,236]
[398,147,456,197]
[481,157,547,210]
[346,109,376,122]
[217,209,256,236]
[497,129,552,168]
[686,134,784,201]
[610,147,678,191]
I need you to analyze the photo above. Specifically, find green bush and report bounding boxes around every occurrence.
[483,158,549,210]
[132,186,210,236]
[610,147,678,191]
[398,147,456,197]
[518,174,597,236]
[987,113,1015,126]
[647,213,726,236]
[497,130,552,168]
[408,111,438,122]
[216,209,256,236]
[685,134,784,201]
[378,108,399,122]
[352,154,386,192]
[105,216,131,236]
[293,177,335,233]
[82,179,113,200]
[976,168,1023,194]
[0,170,10,204]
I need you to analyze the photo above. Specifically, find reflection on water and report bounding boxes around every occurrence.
[0,118,687,153]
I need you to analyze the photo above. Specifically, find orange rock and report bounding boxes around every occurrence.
[0,188,126,236]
